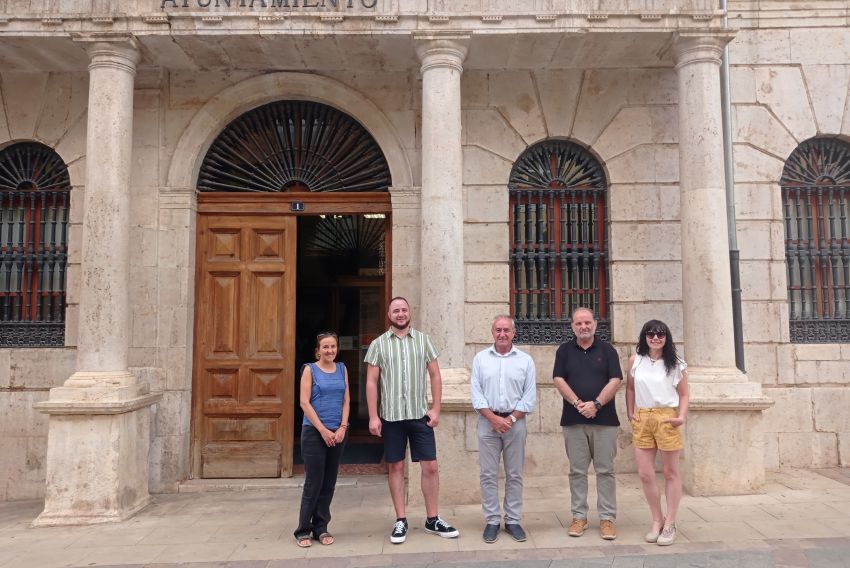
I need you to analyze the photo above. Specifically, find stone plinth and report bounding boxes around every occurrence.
[683,369,773,495]
[33,378,161,526]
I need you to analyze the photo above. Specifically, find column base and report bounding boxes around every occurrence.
[32,496,152,528]
[64,370,138,388]
[683,367,774,496]
[33,378,162,527]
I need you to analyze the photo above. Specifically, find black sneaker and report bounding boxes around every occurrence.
[389,519,408,544]
[425,516,459,538]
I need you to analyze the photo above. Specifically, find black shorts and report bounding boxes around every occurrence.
[382,416,437,463]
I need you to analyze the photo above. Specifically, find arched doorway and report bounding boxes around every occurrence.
[191,101,392,478]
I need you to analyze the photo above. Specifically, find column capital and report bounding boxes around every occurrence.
[78,35,141,74]
[668,31,735,69]
[414,34,470,74]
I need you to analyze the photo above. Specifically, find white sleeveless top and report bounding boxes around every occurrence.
[631,354,686,409]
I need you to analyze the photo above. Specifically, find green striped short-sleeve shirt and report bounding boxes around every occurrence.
[363,327,439,422]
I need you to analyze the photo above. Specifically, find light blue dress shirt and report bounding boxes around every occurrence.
[470,344,537,414]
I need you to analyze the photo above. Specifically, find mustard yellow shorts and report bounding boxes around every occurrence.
[631,407,683,451]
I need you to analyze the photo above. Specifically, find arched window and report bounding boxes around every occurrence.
[781,137,850,343]
[509,140,610,344]
[0,142,70,347]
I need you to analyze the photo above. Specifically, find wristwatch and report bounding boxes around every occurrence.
[509,414,517,424]
[593,399,602,410]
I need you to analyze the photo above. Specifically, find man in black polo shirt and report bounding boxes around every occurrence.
[552,307,623,540]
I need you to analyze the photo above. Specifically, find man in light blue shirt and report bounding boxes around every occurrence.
[470,314,537,543]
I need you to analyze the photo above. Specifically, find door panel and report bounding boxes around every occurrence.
[193,214,296,478]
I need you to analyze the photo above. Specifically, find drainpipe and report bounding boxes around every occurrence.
[720,0,746,372]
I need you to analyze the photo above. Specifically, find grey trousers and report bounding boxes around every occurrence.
[562,424,618,521]
[478,415,527,525]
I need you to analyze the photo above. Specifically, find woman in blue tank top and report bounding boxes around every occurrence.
[294,331,350,547]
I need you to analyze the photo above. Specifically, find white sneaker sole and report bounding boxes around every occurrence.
[425,527,459,538]
[389,534,406,544]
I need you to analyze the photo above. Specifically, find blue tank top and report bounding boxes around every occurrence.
[302,362,346,430]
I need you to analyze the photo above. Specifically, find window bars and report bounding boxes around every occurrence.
[509,140,610,344]
[781,138,850,343]
[0,142,70,347]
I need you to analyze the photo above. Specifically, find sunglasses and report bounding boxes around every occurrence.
[316,332,337,340]
[645,331,667,339]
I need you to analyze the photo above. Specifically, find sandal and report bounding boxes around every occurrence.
[295,535,312,548]
[319,532,334,545]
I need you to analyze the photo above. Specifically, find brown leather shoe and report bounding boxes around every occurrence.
[600,519,617,540]
[567,517,588,537]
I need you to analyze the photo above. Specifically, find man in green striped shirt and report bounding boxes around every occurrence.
[365,297,460,544]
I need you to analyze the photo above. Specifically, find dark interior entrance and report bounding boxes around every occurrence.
[294,213,389,474]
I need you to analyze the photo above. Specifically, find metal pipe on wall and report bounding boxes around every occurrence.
[720,0,746,372]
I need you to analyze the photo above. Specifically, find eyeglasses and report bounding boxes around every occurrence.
[645,331,667,339]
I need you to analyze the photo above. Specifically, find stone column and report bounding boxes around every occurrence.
[672,33,772,496]
[34,37,161,526]
[408,35,475,506]
[414,35,468,372]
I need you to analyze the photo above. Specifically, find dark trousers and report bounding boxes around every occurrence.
[294,424,347,538]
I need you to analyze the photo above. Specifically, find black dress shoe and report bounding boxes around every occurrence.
[483,523,500,543]
[504,523,527,542]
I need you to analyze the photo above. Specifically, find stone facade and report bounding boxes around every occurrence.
[0,0,848,512]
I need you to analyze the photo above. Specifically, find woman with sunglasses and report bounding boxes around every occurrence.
[625,320,689,546]
[294,331,350,548]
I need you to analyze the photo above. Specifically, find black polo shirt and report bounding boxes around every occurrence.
[552,338,623,427]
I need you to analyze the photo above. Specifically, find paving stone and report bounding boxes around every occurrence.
[802,549,850,568]
[611,556,647,568]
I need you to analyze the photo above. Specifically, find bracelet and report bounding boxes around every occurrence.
[572,399,581,408]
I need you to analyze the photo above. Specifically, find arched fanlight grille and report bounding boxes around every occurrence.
[306,215,385,257]
[509,140,606,190]
[0,142,70,347]
[0,143,71,192]
[198,101,391,193]
[781,138,850,187]
[508,140,610,344]
[781,137,850,343]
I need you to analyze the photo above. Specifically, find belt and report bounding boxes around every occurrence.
[492,411,512,418]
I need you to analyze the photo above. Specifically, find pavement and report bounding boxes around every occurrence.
[2,468,850,568]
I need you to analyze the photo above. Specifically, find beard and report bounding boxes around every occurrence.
[391,319,410,331]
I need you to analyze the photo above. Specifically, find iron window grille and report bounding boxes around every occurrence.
[781,138,850,343]
[509,140,610,344]
[0,142,70,347]
[198,100,391,193]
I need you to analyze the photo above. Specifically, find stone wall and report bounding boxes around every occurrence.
[727,20,850,467]
[0,71,86,500]
[0,349,75,500]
